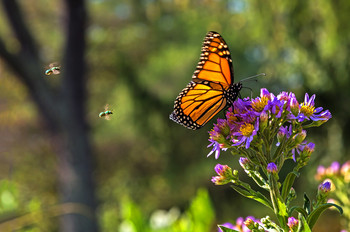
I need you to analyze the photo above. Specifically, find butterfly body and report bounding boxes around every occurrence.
[170,31,242,130]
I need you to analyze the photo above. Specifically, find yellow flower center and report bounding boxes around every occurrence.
[240,123,254,136]
[252,97,268,112]
[300,104,315,117]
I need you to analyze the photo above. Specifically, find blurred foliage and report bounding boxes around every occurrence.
[0,0,349,231]
[102,188,214,232]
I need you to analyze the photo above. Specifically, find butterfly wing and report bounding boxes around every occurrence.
[170,31,240,130]
[170,80,229,129]
[193,31,233,87]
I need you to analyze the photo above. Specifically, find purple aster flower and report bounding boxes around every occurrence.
[239,110,259,124]
[277,91,293,111]
[267,162,278,174]
[277,91,290,101]
[209,119,230,142]
[207,118,232,159]
[226,110,241,131]
[310,109,332,122]
[260,88,273,100]
[233,98,252,115]
[232,121,259,149]
[290,93,332,123]
[207,140,227,159]
[251,95,269,113]
[267,97,284,118]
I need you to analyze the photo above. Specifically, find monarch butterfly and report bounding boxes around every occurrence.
[170,31,242,130]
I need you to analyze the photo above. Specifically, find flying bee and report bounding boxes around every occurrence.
[45,63,61,75]
[99,104,113,120]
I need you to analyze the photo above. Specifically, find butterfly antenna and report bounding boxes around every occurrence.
[240,73,266,83]
[242,86,254,98]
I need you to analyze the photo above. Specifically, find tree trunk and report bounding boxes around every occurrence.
[0,0,98,231]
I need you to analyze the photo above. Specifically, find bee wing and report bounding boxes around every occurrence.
[52,69,60,75]
[49,62,59,67]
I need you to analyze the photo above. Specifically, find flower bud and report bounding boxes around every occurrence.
[316,180,332,204]
[259,111,268,131]
[293,130,307,145]
[277,128,286,146]
[244,217,255,229]
[289,95,300,116]
[267,162,278,174]
[287,217,299,231]
[217,119,231,137]
[318,181,331,193]
[301,142,315,157]
[239,157,250,169]
[211,164,234,185]
[286,187,297,206]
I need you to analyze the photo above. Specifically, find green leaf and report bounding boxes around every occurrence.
[218,225,239,232]
[188,188,215,231]
[288,206,308,219]
[231,185,273,210]
[277,198,288,217]
[307,203,343,229]
[281,171,299,201]
[297,214,312,232]
[303,193,311,214]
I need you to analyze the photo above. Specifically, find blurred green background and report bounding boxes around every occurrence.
[0,0,349,231]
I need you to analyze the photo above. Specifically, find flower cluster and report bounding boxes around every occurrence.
[218,216,281,232]
[315,161,350,230]
[211,164,237,185]
[208,89,338,231]
[208,88,331,160]
[316,161,350,183]
[218,216,262,232]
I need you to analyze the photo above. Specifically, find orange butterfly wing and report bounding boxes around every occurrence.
[170,31,242,130]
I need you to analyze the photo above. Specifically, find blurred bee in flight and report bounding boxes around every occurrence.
[99,104,113,120]
[45,63,61,76]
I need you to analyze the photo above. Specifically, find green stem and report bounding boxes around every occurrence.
[269,174,288,231]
